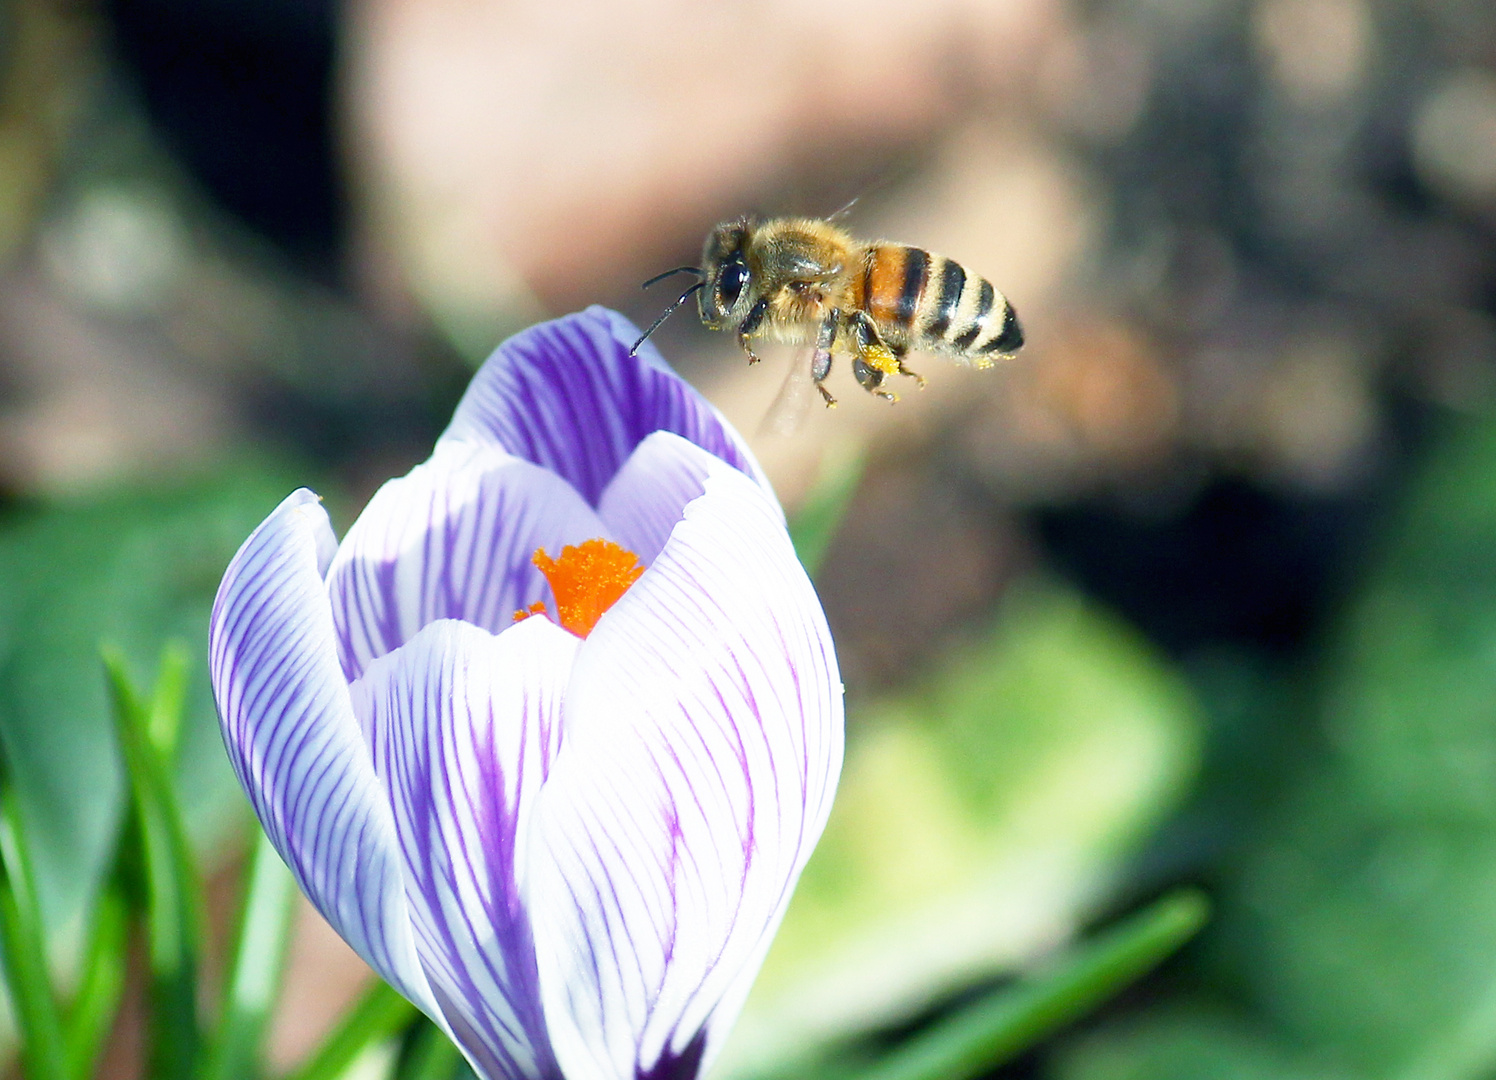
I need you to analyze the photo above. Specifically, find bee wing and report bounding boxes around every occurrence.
[758,346,818,438]
[826,195,859,222]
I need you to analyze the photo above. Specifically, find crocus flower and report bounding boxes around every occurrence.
[208,307,842,1080]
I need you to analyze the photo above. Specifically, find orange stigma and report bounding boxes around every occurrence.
[513,539,644,638]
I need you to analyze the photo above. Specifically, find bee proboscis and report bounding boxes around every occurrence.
[631,216,1024,408]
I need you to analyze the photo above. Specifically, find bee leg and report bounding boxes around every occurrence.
[849,310,902,375]
[737,298,769,364]
[814,362,838,407]
[852,355,898,403]
[892,345,927,389]
[848,311,900,402]
[813,307,840,408]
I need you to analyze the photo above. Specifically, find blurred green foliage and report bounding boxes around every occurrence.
[842,889,1208,1080]
[104,643,204,1080]
[0,465,300,934]
[789,439,866,579]
[0,639,301,1080]
[1054,411,1496,1080]
[722,577,1203,1079]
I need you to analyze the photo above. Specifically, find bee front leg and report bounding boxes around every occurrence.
[813,307,840,407]
[736,298,769,364]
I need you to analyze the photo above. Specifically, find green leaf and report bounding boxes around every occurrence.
[1179,413,1496,1079]
[63,887,128,1080]
[202,828,298,1080]
[1052,1005,1324,1080]
[104,644,203,1080]
[148,640,191,763]
[283,980,418,1080]
[397,1020,464,1080]
[848,889,1209,1080]
[0,791,69,1080]
[788,441,865,578]
[0,466,300,935]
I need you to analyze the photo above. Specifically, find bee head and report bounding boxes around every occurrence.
[699,218,755,329]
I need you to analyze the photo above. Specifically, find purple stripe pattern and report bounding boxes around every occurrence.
[209,310,843,1080]
[529,465,841,1080]
[327,443,611,681]
[208,491,440,1018]
[440,306,774,508]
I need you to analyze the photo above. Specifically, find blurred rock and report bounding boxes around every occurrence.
[342,0,1059,326]
[962,319,1181,499]
[1252,0,1373,106]
[1412,67,1496,207]
[40,183,190,317]
[0,265,232,489]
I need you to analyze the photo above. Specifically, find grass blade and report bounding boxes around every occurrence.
[0,792,69,1080]
[284,980,418,1080]
[64,887,128,1080]
[848,888,1210,1080]
[147,640,191,762]
[104,643,203,1080]
[397,1020,463,1080]
[202,828,298,1080]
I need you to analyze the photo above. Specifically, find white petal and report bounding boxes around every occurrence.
[596,432,718,565]
[327,441,609,681]
[208,489,439,1017]
[439,307,776,509]
[525,465,844,1080]
[354,616,580,1080]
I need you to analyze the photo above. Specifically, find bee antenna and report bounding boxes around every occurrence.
[641,266,703,290]
[630,281,705,355]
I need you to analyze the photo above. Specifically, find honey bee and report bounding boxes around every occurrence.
[631,215,1024,407]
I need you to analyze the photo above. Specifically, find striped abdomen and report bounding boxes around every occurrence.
[857,244,1023,360]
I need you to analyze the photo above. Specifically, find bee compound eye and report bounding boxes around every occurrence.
[719,261,748,310]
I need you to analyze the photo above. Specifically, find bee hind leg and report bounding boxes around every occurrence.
[892,345,927,389]
[848,311,900,402]
[852,355,898,403]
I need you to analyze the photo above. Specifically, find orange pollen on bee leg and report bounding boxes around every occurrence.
[521,538,644,638]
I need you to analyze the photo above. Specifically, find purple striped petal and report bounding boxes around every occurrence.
[524,464,844,1080]
[439,306,770,506]
[327,441,609,682]
[208,490,439,1018]
[354,616,580,1080]
[597,433,719,566]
